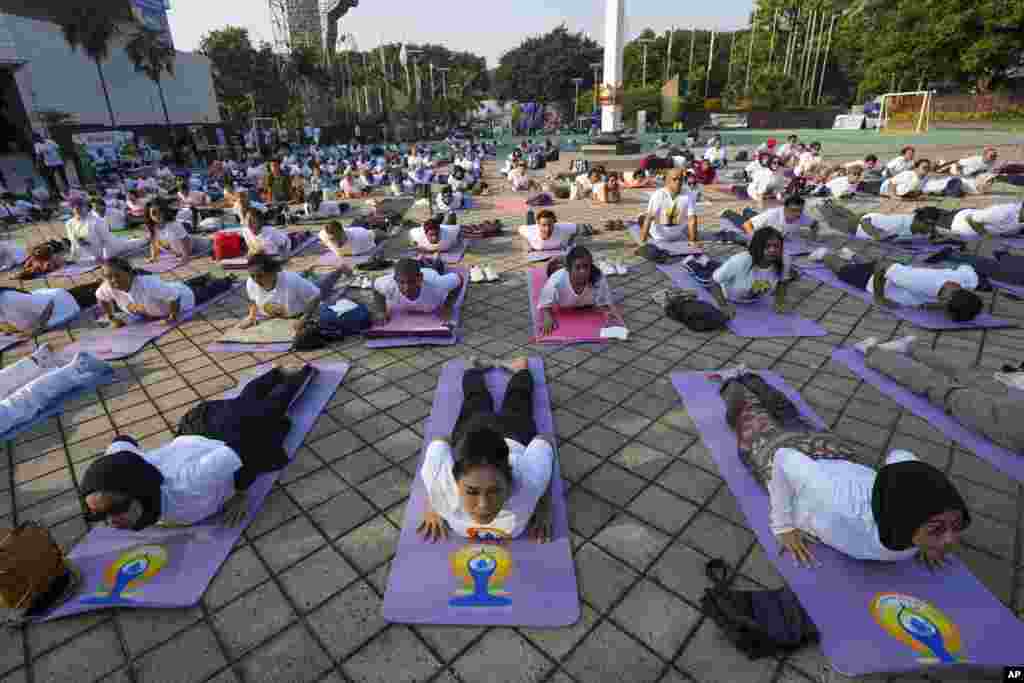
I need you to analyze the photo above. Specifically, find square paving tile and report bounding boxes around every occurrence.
[341,626,442,683]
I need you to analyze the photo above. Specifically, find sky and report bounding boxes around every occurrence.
[167,0,755,66]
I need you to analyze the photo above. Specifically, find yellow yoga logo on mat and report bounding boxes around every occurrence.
[449,543,513,607]
[80,545,169,605]
[870,592,966,664]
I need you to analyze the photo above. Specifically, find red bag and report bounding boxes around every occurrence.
[213,231,244,261]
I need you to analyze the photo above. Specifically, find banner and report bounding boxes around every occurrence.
[832,114,866,130]
[709,113,748,129]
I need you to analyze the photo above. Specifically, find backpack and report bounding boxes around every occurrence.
[700,558,819,660]
[293,301,371,351]
[213,231,244,261]
[665,294,729,331]
[0,522,77,623]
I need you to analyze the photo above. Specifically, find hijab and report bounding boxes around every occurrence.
[81,439,165,531]
[871,460,970,551]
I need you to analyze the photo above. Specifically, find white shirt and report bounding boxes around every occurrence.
[374,268,461,314]
[0,289,79,332]
[749,207,815,237]
[34,140,63,167]
[436,191,464,211]
[867,264,979,307]
[319,226,376,256]
[768,448,920,561]
[856,213,914,239]
[246,270,320,317]
[97,274,196,318]
[410,225,460,252]
[537,268,613,309]
[421,437,553,539]
[885,156,914,176]
[518,223,576,251]
[957,155,995,177]
[712,252,790,301]
[950,202,1023,236]
[646,188,697,241]
[107,437,241,526]
[243,224,290,258]
[748,168,784,200]
[826,176,855,198]
[508,168,530,190]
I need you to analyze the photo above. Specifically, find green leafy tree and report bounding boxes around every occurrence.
[59,7,121,126]
[124,27,176,126]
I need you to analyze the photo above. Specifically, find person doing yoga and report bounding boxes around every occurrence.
[720,370,970,570]
[242,209,291,259]
[854,335,1024,452]
[536,245,624,336]
[96,257,234,328]
[372,257,463,325]
[81,364,317,530]
[410,216,460,253]
[519,210,576,252]
[240,254,349,334]
[823,252,983,322]
[418,357,555,543]
[727,195,820,239]
[709,227,792,318]
[318,220,386,260]
[637,169,698,243]
[145,202,211,265]
[815,201,944,241]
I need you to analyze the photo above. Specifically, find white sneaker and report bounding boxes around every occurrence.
[483,265,499,282]
[716,364,749,382]
[877,335,916,353]
[808,247,829,262]
[470,265,485,283]
[853,337,879,354]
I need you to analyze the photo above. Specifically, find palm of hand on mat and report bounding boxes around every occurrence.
[417,504,553,544]
[777,529,955,572]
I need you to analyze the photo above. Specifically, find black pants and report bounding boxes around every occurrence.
[184,274,234,305]
[43,165,68,196]
[309,190,323,213]
[837,261,876,290]
[452,368,537,449]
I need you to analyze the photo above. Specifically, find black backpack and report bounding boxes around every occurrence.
[664,295,728,331]
[637,244,671,264]
[700,559,819,660]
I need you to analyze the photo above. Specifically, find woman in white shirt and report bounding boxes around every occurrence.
[734,196,819,239]
[881,159,931,198]
[710,227,791,318]
[507,163,533,192]
[242,209,291,259]
[145,203,211,265]
[518,210,577,252]
[418,357,554,543]
[410,217,460,253]
[720,371,969,569]
[240,253,343,333]
[318,220,384,260]
[537,245,623,336]
[883,146,916,178]
[96,257,230,328]
[81,366,316,530]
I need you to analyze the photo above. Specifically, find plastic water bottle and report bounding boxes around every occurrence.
[526,209,536,226]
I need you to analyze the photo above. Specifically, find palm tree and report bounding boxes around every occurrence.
[59,8,120,127]
[124,27,177,126]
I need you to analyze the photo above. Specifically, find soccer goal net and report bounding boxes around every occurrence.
[878,91,933,134]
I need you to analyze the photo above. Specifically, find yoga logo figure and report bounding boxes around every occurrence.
[870,592,965,664]
[79,545,169,605]
[449,544,512,607]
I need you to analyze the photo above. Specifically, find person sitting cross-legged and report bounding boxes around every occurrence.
[536,245,624,336]
[81,364,317,530]
[372,257,464,325]
[638,169,698,243]
[719,369,970,570]
[418,356,555,543]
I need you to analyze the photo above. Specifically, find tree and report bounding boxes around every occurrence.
[124,27,176,126]
[199,27,292,124]
[494,25,603,118]
[59,7,121,127]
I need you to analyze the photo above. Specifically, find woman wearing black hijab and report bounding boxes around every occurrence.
[719,371,970,570]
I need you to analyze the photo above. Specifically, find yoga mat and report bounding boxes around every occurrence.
[57,286,239,361]
[382,358,579,627]
[799,264,1015,330]
[0,305,88,353]
[0,245,26,271]
[627,223,702,255]
[0,367,116,444]
[671,371,1024,677]
[831,346,1024,483]
[48,261,100,278]
[714,218,818,257]
[404,241,468,264]
[365,268,468,348]
[317,244,383,268]
[526,266,615,344]
[136,254,183,274]
[526,249,564,263]
[655,264,827,338]
[207,317,296,353]
[37,362,348,621]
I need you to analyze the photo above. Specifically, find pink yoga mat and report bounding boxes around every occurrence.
[832,346,1024,483]
[403,241,467,264]
[382,358,579,627]
[527,266,612,344]
[672,370,1024,677]
[365,267,468,348]
[656,264,828,338]
[36,362,348,621]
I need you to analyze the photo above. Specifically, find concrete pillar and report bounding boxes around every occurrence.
[601,0,625,133]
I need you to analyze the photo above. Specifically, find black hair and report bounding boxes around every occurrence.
[914,158,931,170]
[103,256,146,277]
[425,215,443,231]
[864,154,878,163]
[247,253,283,275]
[947,288,982,322]
[810,141,821,150]
[564,244,602,286]
[783,195,805,209]
[453,420,513,484]
[441,185,453,194]
[901,146,915,155]
[393,257,422,279]
[911,206,944,225]
[748,226,785,278]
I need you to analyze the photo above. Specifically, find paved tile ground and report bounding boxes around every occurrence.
[1,142,1023,683]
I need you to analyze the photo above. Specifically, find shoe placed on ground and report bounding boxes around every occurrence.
[853,337,879,354]
[714,364,749,383]
[483,265,499,282]
[876,335,916,353]
[470,265,485,283]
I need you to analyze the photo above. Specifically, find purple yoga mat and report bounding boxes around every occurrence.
[365,268,468,348]
[137,254,184,274]
[526,249,563,263]
[48,262,100,278]
[317,244,382,268]
[37,362,348,621]
[403,241,468,264]
[671,371,1024,676]
[626,223,703,255]
[831,346,1024,483]
[799,264,1015,330]
[656,264,827,338]
[382,358,579,627]
[57,287,239,361]
[0,305,87,352]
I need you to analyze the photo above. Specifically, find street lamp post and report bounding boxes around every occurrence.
[572,77,584,128]
[638,38,654,88]
[590,62,602,115]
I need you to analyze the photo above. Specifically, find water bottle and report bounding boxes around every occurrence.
[526,209,536,226]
